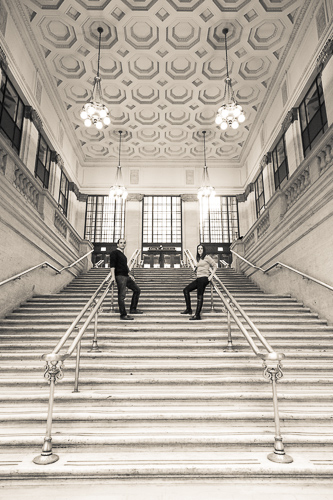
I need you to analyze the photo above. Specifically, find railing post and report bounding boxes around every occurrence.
[207,281,217,313]
[109,282,115,313]
[89,309,101,352]
[33,354,66,465]
[223,299,237,352]
[73,339,81,393]
[262,353,293,464]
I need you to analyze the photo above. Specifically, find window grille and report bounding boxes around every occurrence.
[84,195,125,243]
[35,134,51,189]
[0,69,24,154]
[143,196,181,244]
[200,196,239,243]
[299,74,327,157]
[272,135,289,190]
[58,170,69,217]
[254,171,265,217]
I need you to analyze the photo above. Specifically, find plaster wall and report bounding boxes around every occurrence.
[81,164,243,195]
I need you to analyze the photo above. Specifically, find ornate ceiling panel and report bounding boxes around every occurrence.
[11,0,308,165]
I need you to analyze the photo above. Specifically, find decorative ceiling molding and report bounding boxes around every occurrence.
[6,0,315,166]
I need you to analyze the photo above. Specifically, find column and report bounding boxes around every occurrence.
[181,194,200,254]
[126,194,143,260]
[319,40,333,127]
[19,107,41,175]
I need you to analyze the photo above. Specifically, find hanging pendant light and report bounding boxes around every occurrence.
[197,131,215,200]
[215,28,245,131]
[109,130,128,200]
[80,27,110,129]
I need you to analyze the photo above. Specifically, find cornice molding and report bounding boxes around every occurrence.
[282,107,298,133]
[260,152,271,170]
[5,0,85,164]
[51,151,64,169]
[240,0,315,163]
[0,44,7,70]
[317,38,333,71]
[24,106,43,132]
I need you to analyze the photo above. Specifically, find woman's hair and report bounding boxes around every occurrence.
[196,244,207,262]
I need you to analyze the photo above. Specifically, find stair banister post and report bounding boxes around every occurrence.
[260,352,293,464]
[110,282,115,313]
[207,280,217,313]
[89,308,102,352]
[33,353,67,465]
[73,339,81,392]
[223,298,237,352]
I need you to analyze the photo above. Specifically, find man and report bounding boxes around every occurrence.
[110,238,143,320]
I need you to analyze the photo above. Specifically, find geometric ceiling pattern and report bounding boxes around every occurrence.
[13,0,307,164]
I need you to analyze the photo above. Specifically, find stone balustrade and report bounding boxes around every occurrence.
[0,134,86,255]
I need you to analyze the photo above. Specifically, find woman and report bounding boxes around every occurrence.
[181,244,217,320]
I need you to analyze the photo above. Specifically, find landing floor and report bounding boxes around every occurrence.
[0,450,333,498]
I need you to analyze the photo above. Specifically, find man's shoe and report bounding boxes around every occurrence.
[189,315,201,320]
[120,315,134,320]
[180,309,192,315]
[130,309,143,314]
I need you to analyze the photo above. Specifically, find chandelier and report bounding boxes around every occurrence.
[197,131,215,200]
[109,131,128,200]
[80,27,110,129]
[215,28,245,131]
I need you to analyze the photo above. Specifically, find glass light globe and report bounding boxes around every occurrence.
[231,120,239,129]
[234,105,241,118]
[87,104,96,115]
[96,120,103,130]
[103,116,111,125]
[221,107,229,119]
[220,121,228,131]
[84,118,92,127]
[215,115,222,125]
[238,113,245,123]
[99,108,107,118]
[80,109,88,120]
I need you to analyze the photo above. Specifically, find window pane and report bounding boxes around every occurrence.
[200,196,239,243]
[299,74,327,157]
[0,70,24,153]
[84,195,125,243]
[3,80,18,121]
[143,196,181,244]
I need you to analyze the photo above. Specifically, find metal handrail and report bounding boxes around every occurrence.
[184,249,273,356]
[231,249,333,292]
[0,249,94,287]
[94,260,104,268]
[33,249,140,465]
[183,248,293,464]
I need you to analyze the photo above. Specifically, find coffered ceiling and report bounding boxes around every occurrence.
[9,0,310,166]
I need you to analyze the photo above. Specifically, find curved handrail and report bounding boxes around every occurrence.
[52,270,112,355]
[231,250,333,292]
[52,248,140,355]
[128,248,141,270]
[0,249,94,287]
[184,249,276,357]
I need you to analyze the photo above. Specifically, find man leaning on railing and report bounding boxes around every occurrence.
[110,238,143,320]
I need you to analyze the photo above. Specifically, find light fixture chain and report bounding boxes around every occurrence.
[224,30,229,79]
[118,130,122,166]
[97,27,103,78]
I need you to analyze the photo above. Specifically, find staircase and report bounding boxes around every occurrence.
[0,266,333,482]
